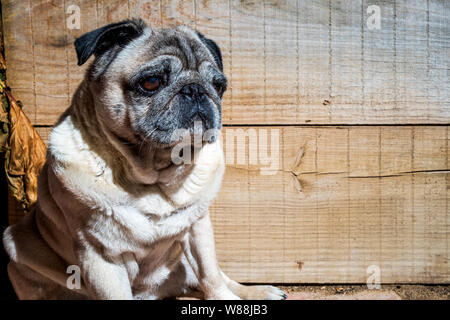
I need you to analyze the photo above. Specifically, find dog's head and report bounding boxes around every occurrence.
[74,19,226,153]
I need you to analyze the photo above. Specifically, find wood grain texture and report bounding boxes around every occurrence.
[34,125,449,283]
[2,0,36,122]
[30,0,69,125]
[214,126,449,283]
[2,0,449,125]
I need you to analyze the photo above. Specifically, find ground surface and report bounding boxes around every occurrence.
[0,279,448,300]
[279,284,449,300]
[176,284,449,300]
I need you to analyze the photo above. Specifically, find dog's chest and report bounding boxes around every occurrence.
[86,199,206,258]
[126,235,186,294]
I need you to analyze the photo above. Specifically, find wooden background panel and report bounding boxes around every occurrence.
[297,0,329,123]
[1,0,36,122]
[362,0,396,120]
[330,0,364,122]
[228,0,265,123]
[31,0,70,125]
[4,0,450,285]
[29,125,450,283]
[212,126,449,283]
[2,0,449,125]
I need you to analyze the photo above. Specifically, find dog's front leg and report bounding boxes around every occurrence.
[78,246,133,300]
[183,212,240,300]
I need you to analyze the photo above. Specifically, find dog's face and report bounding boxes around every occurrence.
[75,19,226,153]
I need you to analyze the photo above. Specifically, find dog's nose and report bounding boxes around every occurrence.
[180,83,205,98]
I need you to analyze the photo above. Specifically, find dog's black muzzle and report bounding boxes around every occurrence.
[179,83,220,132]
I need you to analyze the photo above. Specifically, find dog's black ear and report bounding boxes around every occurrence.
[196,32,223,72]
[74,19,146,66]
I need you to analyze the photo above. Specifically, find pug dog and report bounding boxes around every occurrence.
[3,19,286,300]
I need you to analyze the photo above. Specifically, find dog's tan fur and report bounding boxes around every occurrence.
[2,22,286,300]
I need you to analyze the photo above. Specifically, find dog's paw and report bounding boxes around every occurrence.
[212,292,242,300]
[206,288,242,300]
[236,285,287,300]
[262,286,288,300]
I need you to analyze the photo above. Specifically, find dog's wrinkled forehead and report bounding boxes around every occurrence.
[111,27,218,77]
[74,19,223,79]
[152,27,219,69]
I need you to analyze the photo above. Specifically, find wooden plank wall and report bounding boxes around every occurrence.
[4,0,450,283]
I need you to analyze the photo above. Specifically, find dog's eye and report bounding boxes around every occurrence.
[141,77,161,91]
[213,82,224,96]
[212,76,227,97]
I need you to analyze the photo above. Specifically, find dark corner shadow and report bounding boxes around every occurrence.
[0,156,18,300]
